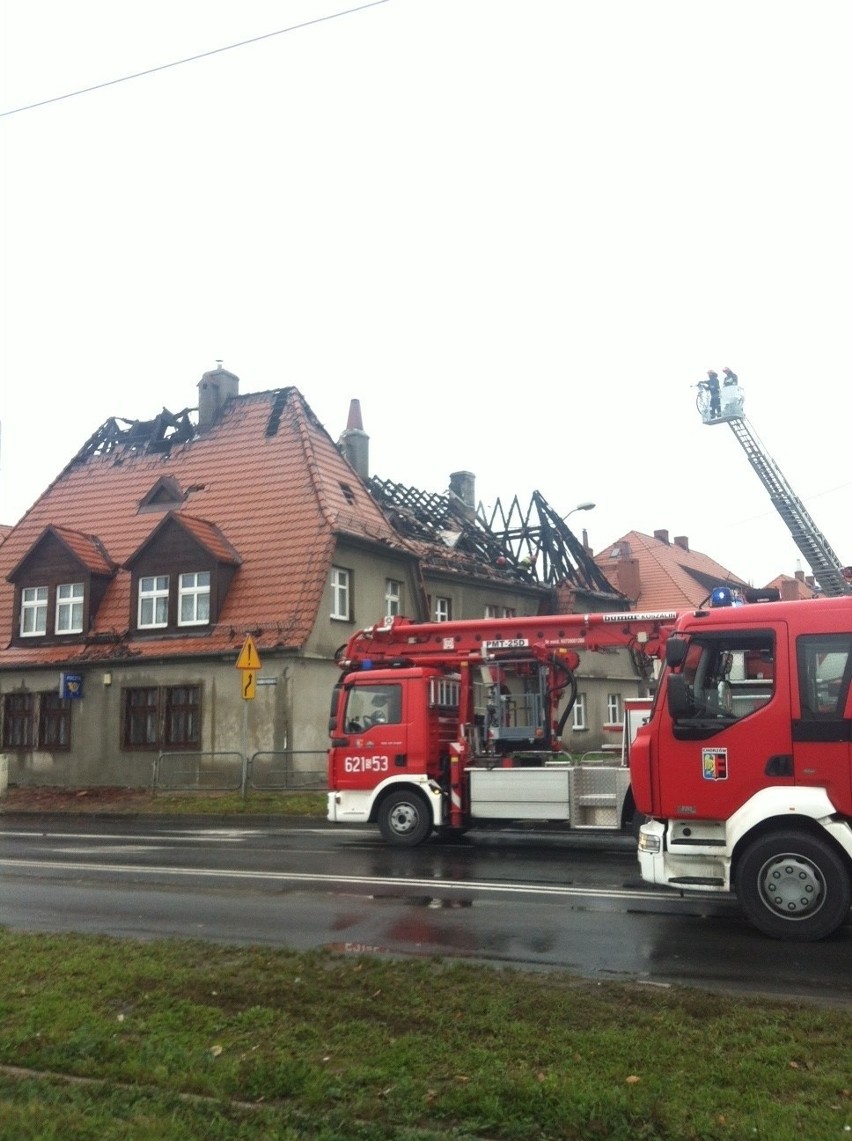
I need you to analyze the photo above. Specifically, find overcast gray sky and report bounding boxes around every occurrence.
[2,0,849,588]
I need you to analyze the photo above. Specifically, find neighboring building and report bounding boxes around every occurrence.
[595,528,749,610]
[0,370,640,788]
[767,569,819,601]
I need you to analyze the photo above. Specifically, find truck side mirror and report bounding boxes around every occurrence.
[329,682,345,734]
[666,673,694,720]
[666,638,688,668]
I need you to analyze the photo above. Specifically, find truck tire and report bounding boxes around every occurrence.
[378,790,432,847]
[734,830,852,941]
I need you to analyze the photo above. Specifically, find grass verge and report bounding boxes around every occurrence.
[0,788,327,818]
[149,791,327,816]
[0,931,850,1139]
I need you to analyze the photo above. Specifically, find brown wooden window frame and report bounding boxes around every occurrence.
[2,692,35,748]
[2,691,72,750]
[122,684,201,751]
[39,692,72,750]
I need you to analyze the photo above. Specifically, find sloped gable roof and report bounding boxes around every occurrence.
[0,387,412,666]
[7,524,115,580]
[123,512,242,568]
[595,530,747,610]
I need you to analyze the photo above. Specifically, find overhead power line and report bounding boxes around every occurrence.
[1,0,390,119]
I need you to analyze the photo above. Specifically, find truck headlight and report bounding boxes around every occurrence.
[638,831,662,854]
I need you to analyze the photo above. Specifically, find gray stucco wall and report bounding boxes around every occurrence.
[0,652,337,789]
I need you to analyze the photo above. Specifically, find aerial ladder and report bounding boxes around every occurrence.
[697,368,851,597]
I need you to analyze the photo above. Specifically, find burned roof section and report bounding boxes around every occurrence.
[481,490,622,598]
[368,476,623,603]
[367,476,516,584]
[69,407,197,467]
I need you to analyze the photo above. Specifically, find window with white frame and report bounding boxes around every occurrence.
[572,692,588,731]
[178,571,211,626]
[484,604,499,619]
[331,566,351,620]
[606,692,623,725]
[55,582,84,634]
[434,597,452,622]
[20,586,48,636]
[138,575,170,629]
[384,579,402,618]
[501,606,516,619]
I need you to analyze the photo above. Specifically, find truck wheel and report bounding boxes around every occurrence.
[734,830,852,941]
[378,790,432,847]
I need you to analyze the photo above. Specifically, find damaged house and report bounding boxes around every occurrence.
[0,368,644,789]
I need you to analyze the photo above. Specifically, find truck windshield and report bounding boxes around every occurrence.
[344,684,402,732]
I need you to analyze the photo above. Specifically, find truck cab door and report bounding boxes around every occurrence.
[330,680,408,791]
[793,634,852,815]
[654,625,791,820]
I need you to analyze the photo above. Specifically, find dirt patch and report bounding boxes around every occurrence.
[0,786,155,814]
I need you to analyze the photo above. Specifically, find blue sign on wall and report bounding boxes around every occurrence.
[60,673,83,700]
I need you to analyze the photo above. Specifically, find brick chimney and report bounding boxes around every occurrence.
[654,529,670,545]
[197,365,239,430]
[449,471,476,520]
[606,542,641,602]
[674,536,689,552]
[611,557,641,603]
[338,398,369,480]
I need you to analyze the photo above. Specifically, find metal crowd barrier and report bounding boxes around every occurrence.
[152,750,326,796]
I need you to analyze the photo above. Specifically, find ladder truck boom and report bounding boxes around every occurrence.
[337,610,678,670]
[697,368,851,596]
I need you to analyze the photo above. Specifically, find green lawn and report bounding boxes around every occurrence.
[0,931,850,1139]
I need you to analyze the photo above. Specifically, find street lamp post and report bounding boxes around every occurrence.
[563,501,596,521]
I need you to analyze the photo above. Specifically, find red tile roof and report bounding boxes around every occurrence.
[595,530,748,610]
[0,388,411,667]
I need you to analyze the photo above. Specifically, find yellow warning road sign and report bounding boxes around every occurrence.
[242,671,257,701]
[236,634,262,671]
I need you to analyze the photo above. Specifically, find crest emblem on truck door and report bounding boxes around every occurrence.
[702,748,728,781]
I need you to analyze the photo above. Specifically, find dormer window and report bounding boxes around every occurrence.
[124,512,240,636]
[21,587,48,636]
[7,525,115,646]
[138,476,185,512]
[55,583,84,634]
[179,572,211,626]
[138,575,170,628]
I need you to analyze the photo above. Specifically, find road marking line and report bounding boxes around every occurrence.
[0,857,688,903]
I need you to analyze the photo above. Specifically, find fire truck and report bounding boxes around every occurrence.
[635,589,852,941]
[329,589,852,941]
[326,608,674,845]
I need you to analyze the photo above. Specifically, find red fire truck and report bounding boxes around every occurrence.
[327,607,674,845]
[635,590,852,941]
[328,589,852,941]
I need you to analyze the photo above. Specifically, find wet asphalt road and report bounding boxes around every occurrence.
[1,816,851,1005]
